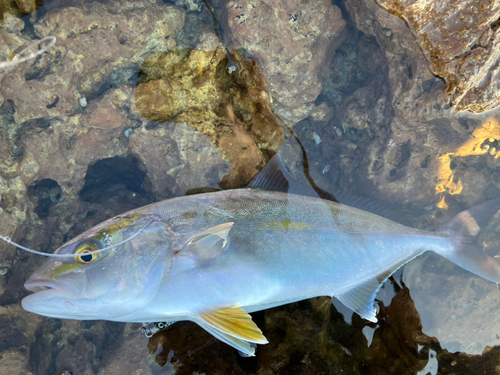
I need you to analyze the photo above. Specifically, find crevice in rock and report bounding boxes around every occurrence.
[79,154,153,204]
[83,64,140,103]
[27,179,62,219]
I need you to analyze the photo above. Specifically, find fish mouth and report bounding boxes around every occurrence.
[22,276,77,316]
[24,278,71,295]
[22,278,78,318]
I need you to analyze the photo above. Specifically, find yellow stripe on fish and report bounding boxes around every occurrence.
[259,220,313,232]
[95,215,142,240]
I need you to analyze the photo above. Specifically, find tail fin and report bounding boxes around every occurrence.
[436,198,500,283]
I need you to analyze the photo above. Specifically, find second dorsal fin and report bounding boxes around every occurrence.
[249,154,412,227]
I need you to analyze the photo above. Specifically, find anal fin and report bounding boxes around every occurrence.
[335,278,381,323]
[336,248,428,322]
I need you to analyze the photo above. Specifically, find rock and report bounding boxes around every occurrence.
[223,0,346,125]
[309,102,335,123]
[128,122,232,199]
[0,0,38,24]
[404,248,500,355]
[0,349,34,375]
[302,0,500,218]
[2,12,24,34]
[376,0,500,113]
[346,0,448,121]
[14,0,38,14]
[97,324,157,375]
[1,0,185,125]
[133,47,284,189]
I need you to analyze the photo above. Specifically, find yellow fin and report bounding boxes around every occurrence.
[198,306,268,344]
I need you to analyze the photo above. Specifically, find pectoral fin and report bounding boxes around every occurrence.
[183,222,234,261]
[197,306,268,356]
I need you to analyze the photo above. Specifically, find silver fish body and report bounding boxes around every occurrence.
[115,189,446,321]
[21,164,500,355]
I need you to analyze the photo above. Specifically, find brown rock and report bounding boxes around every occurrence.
[14,0,38,14]
[0,349,34,375]
[0,0,40,23]
[134,47,284,189]
[0,0,186,125]
[376,0,500,113]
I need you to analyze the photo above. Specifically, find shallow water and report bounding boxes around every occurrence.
[1,0,500,374]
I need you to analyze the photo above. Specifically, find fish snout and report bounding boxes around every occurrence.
[22,275,83,318]
[24,275,74,296]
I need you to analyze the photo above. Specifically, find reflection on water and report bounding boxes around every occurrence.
[404,252,500,355]
[1,0,500,374]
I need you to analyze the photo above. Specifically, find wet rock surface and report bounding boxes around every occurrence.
[223,0,346,125]
[1,0,500,374]
[376,0,500,114]
[0,0,42,24]
[133,47,284,190]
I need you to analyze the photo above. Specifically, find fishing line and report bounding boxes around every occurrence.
[0,220,153,258]
[0,36,56,70]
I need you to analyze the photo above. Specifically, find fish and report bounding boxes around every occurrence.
[20,154,500,356]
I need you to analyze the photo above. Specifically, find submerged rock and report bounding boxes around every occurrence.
[223,0,346,125]
[134,47,284,189]
[376,0,500,113]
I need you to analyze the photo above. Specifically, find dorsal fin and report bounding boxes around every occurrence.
[250,154,412,227]
[249,153,293,193]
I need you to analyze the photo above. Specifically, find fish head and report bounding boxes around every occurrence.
[22,214,172,320]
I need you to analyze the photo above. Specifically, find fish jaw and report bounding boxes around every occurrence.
[21,270,107,320]
[24,276,73,294]
[21,269,142,321]
[22,276,86,319]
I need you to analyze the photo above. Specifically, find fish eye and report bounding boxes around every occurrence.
[78,251,93,263]
[74,242,100,264]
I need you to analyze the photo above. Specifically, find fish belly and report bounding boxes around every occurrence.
[131,228,447,322]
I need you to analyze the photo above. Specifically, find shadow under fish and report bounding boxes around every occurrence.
[6,154,500,357]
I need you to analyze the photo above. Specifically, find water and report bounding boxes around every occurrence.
[1,0,500,373]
